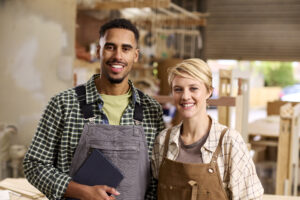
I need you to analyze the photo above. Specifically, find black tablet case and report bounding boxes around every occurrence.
[66,148,124,200]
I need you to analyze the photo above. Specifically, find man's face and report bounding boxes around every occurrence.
[98,28,139,84]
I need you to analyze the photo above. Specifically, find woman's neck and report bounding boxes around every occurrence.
[181,114,211,145]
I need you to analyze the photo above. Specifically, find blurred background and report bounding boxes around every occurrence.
[1,0,300,198]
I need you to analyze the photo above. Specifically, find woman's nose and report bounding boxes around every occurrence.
[181,90,191,100]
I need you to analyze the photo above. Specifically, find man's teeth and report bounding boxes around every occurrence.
[182,103,194,107]
[112,65,123,69]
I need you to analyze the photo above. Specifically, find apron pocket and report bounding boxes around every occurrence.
[158,183,211,200]
[158,183,191,200]
[89,141,140,187]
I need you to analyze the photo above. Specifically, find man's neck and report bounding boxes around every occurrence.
[95,76,130,95]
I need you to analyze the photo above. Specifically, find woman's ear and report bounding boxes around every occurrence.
[207,87,213,99]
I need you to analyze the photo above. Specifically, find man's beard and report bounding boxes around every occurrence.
[103,70,130,84]
[107,75,125,84]
[102,59,129,84]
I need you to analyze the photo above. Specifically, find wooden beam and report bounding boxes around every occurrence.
[78,0,171,10]
[154,28,199,36]
[276,103,300,196]
[218,70,232,127]
[134,18,207,27]
[169,2,198,20]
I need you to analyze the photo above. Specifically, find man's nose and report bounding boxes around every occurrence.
[113,48,122,60]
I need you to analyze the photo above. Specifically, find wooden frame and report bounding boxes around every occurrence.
[218,69,250,142]
[275,103,300,196]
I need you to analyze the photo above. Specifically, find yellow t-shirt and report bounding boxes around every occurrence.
[100,89,131,125]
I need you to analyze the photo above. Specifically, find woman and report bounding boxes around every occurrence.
[151,58,263,200]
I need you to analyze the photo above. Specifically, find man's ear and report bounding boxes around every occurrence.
[134,48,139,62]
[96,44,100,59]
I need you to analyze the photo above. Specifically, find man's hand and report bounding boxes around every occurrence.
[65,181,120,200]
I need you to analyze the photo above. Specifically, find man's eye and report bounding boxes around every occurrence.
[191,87,198,91]
[123,47,131,51]
[105,45,114,50]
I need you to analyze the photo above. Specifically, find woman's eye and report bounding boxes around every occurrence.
[173,88,182,92]
[190,87,198,91]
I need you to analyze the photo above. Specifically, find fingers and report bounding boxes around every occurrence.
[109,196,116,200]
[103,185,120,196]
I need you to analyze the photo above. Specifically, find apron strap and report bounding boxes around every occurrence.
[162,128,172,158]
[75,85,94,119]
[133,89,144,123]
[188,180,198,200]
[211,128,228,164]
[75,85,144,122]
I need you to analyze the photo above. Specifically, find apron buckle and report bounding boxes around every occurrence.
[134,119,142,126]
[88,117,96,124]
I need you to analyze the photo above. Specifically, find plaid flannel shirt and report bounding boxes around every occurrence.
[23,74,165,200]
[152,117,264,200]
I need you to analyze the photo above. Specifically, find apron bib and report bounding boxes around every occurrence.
[158,128,229,200]
[69,85,150,200]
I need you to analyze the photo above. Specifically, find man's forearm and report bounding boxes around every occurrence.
[65,181,89,199]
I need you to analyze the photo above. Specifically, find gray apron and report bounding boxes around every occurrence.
[69,85,150,200]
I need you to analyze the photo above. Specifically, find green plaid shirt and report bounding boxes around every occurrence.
[23,74,164,200]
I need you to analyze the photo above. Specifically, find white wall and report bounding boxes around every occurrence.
[0,0,76,145]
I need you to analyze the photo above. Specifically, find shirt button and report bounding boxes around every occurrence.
[169,186,173,190]
[208,168,214,173]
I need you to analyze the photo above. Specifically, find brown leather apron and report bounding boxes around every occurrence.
[157,128,229,200]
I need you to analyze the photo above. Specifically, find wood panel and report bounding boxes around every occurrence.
[205,0,300,61]
[78,0,170,10]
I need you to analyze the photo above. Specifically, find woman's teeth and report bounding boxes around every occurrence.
[182,103,194,107]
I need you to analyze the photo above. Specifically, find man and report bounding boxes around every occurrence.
[23,18,164,200]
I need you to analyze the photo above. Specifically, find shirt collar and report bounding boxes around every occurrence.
[84,74,141,106]
[169,117,226,153]
[85,74,101,105]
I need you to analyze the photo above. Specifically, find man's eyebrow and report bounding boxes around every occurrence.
[104,43,134,49]
[104,42,115,47]
[122,44,133,49]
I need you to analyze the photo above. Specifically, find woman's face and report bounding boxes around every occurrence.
[171,74,212,120]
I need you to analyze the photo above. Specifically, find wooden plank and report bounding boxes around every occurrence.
[169,2,199,19]
[205,0,300,61]
[276,117,291,195]
[250,140,278,147]
[154,28,200,36]
[78,0,171,10]
[290,104,300,195]
[218,70,231,127]
[263,194,300,200]
[134,18,207,27]
[275,103,300,196]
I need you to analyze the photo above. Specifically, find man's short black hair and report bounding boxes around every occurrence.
[99,18,139,43]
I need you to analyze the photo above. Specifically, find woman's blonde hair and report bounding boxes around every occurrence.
[168,58,213,93]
